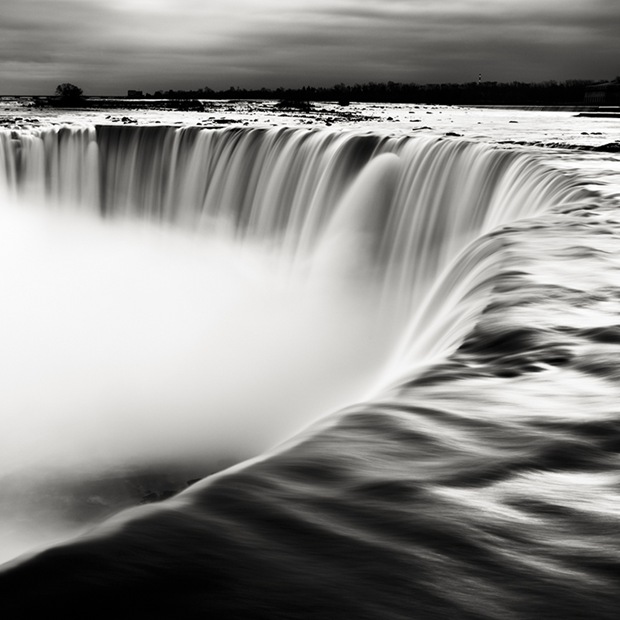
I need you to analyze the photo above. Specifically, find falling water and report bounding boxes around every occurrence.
[0,125,586,355]
[2,124,618,619]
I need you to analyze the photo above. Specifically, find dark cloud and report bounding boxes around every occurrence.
[0,0,617,94]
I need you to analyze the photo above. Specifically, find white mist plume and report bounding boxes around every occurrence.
[0,200,393,476]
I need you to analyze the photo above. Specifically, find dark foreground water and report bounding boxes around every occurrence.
[0,125,619,618]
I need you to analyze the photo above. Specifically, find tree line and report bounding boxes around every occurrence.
[46,78,619,107]
[149,79,609,106]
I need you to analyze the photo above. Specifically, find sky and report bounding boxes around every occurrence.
[1,0,618,95]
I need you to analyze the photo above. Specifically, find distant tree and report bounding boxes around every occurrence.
[54,83,85,106]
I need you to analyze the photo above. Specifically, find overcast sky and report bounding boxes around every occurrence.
[1,0,618,95]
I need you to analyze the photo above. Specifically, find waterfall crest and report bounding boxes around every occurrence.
[0,125,587,377]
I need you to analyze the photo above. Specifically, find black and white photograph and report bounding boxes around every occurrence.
[0,1,619,617]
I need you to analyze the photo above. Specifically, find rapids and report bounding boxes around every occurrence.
[0,123,619,619]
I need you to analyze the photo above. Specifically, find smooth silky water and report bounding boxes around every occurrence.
[1,123,619,619]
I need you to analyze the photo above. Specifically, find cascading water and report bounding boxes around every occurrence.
[0,125,586,365]
[0,125,584,530]
[3,124,618,620]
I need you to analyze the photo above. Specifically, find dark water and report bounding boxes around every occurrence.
[0,126,619,618]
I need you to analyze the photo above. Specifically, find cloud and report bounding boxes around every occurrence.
[0,0,618,94]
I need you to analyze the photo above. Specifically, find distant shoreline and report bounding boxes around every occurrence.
[3,77,619,108]
[1,95,618,115]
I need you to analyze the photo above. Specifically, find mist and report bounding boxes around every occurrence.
[0,199,395,476]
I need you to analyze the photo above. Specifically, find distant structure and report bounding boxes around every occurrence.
[584,82,620,105]
[127,90,144,98]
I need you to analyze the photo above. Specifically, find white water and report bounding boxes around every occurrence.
[1,202,391,463]
[0,199,398,561]
[0,124,588,561]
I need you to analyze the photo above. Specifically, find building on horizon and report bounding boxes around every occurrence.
[584,82,620,105]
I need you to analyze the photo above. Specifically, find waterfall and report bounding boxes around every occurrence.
[0,125,586,379]
[3,124,618,620]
